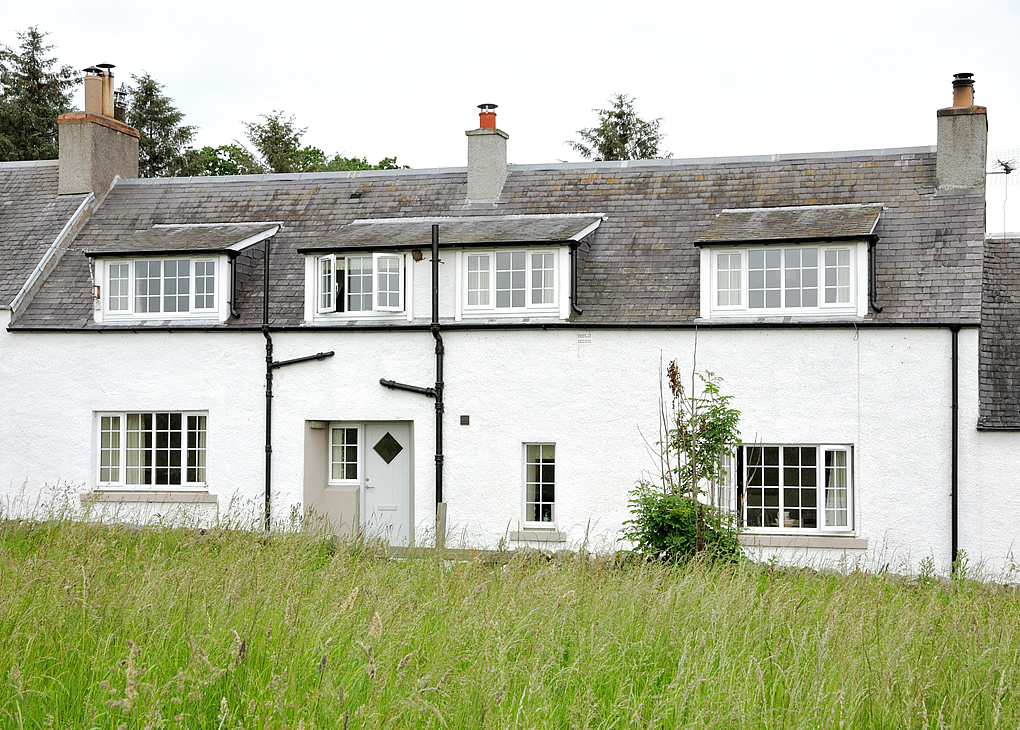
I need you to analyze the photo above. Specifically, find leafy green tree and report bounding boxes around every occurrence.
[569,93,668,161]
[126,73,197,177]
[241,111,406,174]
[622,362,743,562]
[243,111,310,173]
[0,26,79,161]
[178,144,264,177]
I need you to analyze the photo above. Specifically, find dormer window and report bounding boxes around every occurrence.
[99,256,225,320]
[314,253,406,316]
[87,222,279,324]
[462,249,558,313]
[300,213,604,324]
[696,204,881,319]
[705,244,860,317]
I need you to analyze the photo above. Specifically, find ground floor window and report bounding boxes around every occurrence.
[524,443,556,524]
[329,425,360,482]
[740,444,851,531]
[97,412,207,487]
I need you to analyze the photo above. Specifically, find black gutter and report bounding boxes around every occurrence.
[296,239,580,255]
[692,234,880,247]
[10,321,983,334]
[951,324,960,567]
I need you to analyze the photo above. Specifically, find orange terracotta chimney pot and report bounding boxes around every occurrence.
[478,103,497,129]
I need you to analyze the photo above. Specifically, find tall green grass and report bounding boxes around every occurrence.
[1,519,1018,728]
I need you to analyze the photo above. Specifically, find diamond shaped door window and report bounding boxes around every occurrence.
[373,432,403,464]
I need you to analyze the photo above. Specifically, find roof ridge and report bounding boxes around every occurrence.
[0,159,59,169]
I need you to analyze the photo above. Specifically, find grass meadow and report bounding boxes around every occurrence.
[1,518,1019,729]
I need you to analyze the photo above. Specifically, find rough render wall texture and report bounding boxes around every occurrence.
[465,128,508,201]
[935,109,988,191]
[57,117,139,196]
[4,320,1017,575]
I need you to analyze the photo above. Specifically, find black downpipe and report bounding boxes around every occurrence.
[229,255,240,319]
[869,240,884,313]
[432,224,445,506]
[263,241,273,532]
[951,325,959,567]
[261,238,335,533]
[570,245,583,315]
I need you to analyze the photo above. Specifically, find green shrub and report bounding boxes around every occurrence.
[623,481,743,563]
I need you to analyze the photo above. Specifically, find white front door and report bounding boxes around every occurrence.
[362,422,412,546]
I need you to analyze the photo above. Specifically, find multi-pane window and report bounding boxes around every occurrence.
[741,444,852,531]
[525,443,556,524]
[824,249,851,304]
[108,264,130,312]
[316,254,404,315]
[467,254,490,306]
[531,253,555,305]
[464,249,558,313]
[709,244,858,316]
[194,261,216,310]
[98,412,208,487]
[105,258,217,317]
[162,260,191,313]
[716,252,741,307]
[329,426,359,481]
[496,251,527,308]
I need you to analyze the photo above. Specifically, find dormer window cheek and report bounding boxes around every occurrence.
[700,242,868,318]
[97,256,224,322]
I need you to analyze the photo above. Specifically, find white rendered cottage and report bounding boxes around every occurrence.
[1,73,1017,576]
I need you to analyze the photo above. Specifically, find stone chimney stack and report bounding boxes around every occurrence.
[936,73,987,193]
[465,103,508,202]
[58,64,140,195]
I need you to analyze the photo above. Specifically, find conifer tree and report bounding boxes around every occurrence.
[0,27,78,161]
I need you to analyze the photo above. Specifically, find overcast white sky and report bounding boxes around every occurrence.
[5,0,1019,231]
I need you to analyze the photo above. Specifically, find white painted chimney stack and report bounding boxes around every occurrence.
[466,103,508,202]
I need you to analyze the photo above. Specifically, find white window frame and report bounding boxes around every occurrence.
[328,423,362,485]
[96,256,226,323]
[95,411,208,489]
[522,442,557,527]
[458,248,565,318]
[740,443,853,534]
[308,253,408,320]
[700,242,868,319]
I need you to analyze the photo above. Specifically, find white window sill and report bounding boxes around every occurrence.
[81,490,217,505]
[696,314,864,325]
[511,529,567,543]
[739,533,868,550]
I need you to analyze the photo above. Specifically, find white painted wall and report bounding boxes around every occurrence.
[2,309,1018,578]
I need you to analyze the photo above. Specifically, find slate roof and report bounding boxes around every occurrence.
[695,204,883,245]
[11,147,986,329]
[81,222,280,257]
[979,236,1020,429]
[299,214,605,252]
[0,161,89,308]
